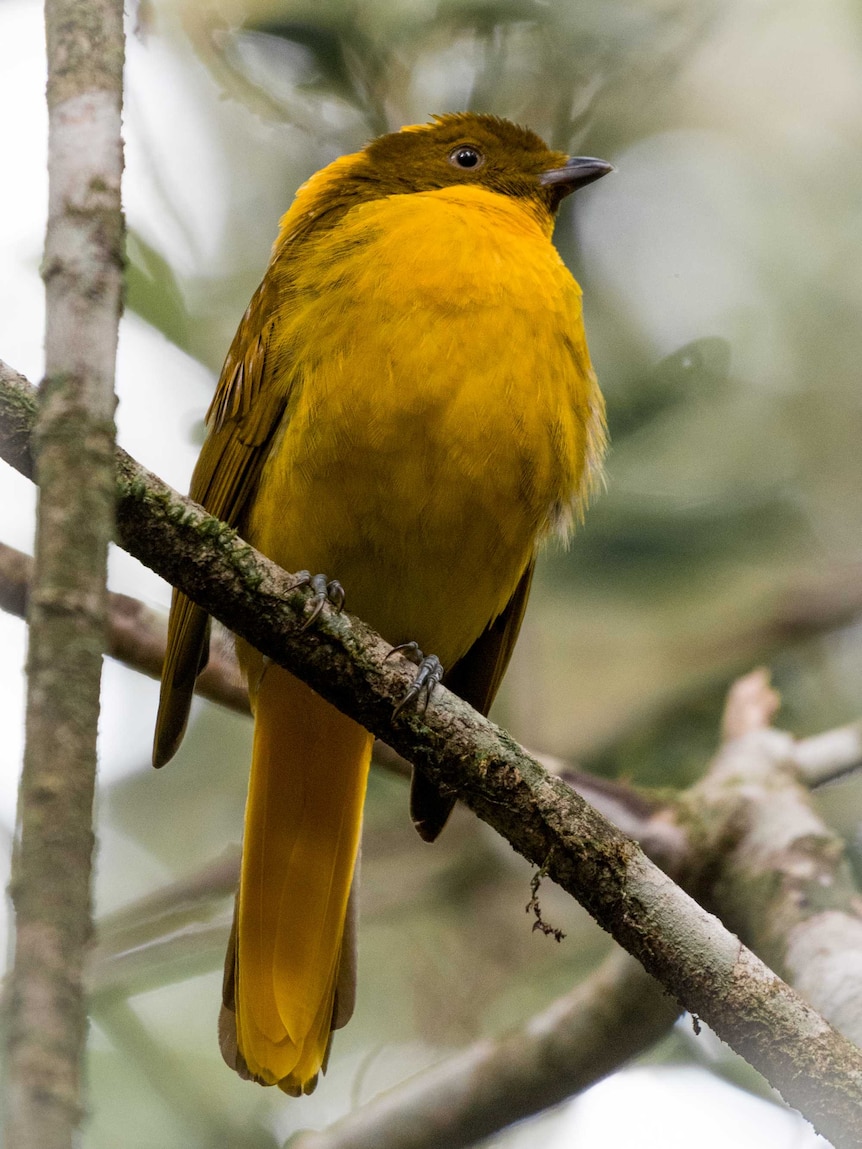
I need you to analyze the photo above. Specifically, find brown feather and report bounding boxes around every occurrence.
[410,560,536,841]
[152,280,290,769]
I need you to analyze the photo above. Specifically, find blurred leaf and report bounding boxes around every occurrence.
[608,337,732,439]
[553,489,808,585]
[125,231,192,355]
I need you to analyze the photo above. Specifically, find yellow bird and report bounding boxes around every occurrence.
[154,113,609,1095]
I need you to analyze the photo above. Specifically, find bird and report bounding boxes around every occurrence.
[153,112,610,1096]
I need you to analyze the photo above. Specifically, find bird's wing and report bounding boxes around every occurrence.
[410,559,536,841]
[153,274,290,768]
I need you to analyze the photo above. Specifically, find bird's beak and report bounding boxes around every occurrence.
[539,156,614,197]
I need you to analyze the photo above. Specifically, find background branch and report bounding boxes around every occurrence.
[796,723,862,788]
[0,540,248,714]
[688,670,862,1047]
[290,950,678,1149]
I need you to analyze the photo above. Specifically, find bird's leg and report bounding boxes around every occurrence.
[292,571,346,630]
[386,641,444,718]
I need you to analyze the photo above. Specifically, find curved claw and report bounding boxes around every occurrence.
[390,646,444,719]
[295,572,346,631]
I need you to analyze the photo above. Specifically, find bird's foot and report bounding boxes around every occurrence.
[293,571,346,630]
[387,642,444,718]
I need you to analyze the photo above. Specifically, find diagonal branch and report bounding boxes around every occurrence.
[2,358,862,1146]
[284,672,862,1149]
[5,530,857,1147]
[72,670,862,1149]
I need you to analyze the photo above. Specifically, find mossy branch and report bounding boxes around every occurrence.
[2,358,862,1145]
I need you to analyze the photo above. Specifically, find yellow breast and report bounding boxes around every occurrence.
[244,184,604,666]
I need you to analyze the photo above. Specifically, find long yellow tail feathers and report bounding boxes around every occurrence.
[220,664,373,1094]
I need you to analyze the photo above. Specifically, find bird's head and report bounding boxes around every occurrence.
[287,113,612,237]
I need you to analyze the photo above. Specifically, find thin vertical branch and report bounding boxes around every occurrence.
[4,2,125,1147]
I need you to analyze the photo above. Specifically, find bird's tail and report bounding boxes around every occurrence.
[219,660,373,1094]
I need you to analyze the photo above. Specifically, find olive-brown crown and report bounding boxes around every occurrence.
[323,114,570,213]
[363,114,568,199]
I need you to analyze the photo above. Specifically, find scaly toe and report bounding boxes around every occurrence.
[390,647,444,719]
[295,572,346,630]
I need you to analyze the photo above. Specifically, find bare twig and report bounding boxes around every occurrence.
[95,845,241,950]
[720,666,782,740]
[89,848,240,998]
[3,4,125,1147]
[690,669,862,1047]
[795,722,862,787]
[0,542,29,617]
[90,920,231,1001]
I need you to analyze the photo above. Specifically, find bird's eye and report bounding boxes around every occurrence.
[449,145,484,170]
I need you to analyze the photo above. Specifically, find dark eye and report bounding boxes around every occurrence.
[449,145,484,170]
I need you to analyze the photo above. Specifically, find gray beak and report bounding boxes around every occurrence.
[540,156,614,196]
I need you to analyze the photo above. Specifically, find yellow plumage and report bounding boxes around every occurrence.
[154,113,609,1094]
[247,184,602,667]
[231,663,371,1089]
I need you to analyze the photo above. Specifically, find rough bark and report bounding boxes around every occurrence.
[3,3,124,1147]
[688,671,862,1048]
